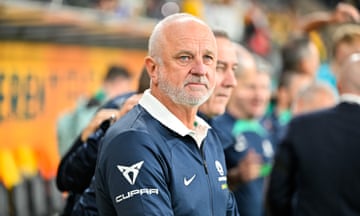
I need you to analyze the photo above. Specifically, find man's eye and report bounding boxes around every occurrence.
[204,55,214,64]
[232,65,238,72]
[179,56,191,62]
[216,65,226,72]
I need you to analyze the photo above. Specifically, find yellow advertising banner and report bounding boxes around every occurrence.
[0,41,146,188]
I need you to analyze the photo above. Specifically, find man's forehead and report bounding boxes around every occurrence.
[168,37,216,51]
[163,19,214,40]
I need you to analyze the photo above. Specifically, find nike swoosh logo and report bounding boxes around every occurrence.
[184,174,196,186]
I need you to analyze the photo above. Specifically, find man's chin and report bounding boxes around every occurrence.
[211,106,226,117]
[215,96,230,103]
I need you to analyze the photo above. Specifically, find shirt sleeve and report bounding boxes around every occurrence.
[71,176,98,216]
[56,126,105,193]
[96,130,174,216]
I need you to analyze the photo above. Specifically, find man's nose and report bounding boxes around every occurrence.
[190,59,207,76]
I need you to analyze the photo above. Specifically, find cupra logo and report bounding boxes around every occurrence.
[117,161,144,185]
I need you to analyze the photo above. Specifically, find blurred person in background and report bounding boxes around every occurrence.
[144,0,166,19]
[241,0,283,82]
[56,65,132,156]
[265,79,337,146]
[95,13,239,216]
[266,51,360,216]
[96,0,119,12]
[94,0,140,18]
[58,93,142,216]
[329,23,360,79]
[198,30,238,121]
[314,22,360,94]
[281,34,320,80]
[297,2,360,91]
[292,81,338,115]
[263,70,312,146]
[56,68,149,216]
[262,3,359,146]
[213,46,273,216]
[298,2,360,32]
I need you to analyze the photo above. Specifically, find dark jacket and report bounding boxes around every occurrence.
[266,102,360,216]
[95,104,239,216]
[55,92,135,216]
[71,176,98,216]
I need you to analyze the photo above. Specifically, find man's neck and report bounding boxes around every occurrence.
[152,90,199,130]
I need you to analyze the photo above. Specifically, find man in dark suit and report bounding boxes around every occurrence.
[265,52,360,216]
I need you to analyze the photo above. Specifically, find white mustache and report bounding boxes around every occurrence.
[184,76,209,88]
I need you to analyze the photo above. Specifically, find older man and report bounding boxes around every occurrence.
[213,45,274,216]
[95,13,239,216]
[198,30,238,120]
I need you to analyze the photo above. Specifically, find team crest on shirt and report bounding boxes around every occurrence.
[215,160,224,176]
[215,160,227,189]
[234,135,248,152]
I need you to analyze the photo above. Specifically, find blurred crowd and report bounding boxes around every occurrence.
[29,0,360,87]
[2,0,360,215]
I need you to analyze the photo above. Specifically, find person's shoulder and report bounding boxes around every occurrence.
[106,105,146,132]
[98,107,152,148]
[290,106,336,127]
[102,91,136,109]
[57,111,73,126]
[97,106,168,162]
[102,104,164,144]
[337,101,360,112]
[212,112,236,128]
[213,112,234,121]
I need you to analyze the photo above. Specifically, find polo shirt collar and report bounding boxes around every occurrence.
[139,90,210,146]
[340,93,360,106]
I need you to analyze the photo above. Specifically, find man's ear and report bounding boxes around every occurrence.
[144,56,158,85]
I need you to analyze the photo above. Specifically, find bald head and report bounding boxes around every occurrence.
[292,81,338,115]
[338,52,360,94]
[148,13,215,61]
[234,43,257,77]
